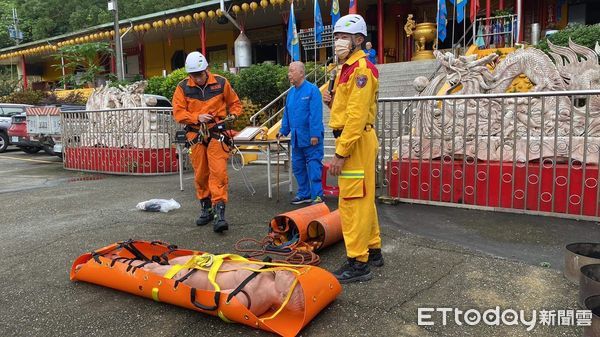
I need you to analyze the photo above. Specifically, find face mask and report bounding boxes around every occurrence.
[334,39,352,60]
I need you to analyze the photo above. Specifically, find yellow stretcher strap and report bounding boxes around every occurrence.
[260,278,300,322]
[218,311,234,323]
[164,264,187,279]
[159,253,305,322]
[151,287,160,302]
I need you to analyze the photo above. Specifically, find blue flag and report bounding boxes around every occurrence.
[437,0,447,42]
[287,2,300,61]
[314,0,324,45]
[449,0,467,23]
[331,0,340,26]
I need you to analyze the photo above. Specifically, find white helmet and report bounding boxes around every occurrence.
[185,51,208,73]
[333,14,367,37]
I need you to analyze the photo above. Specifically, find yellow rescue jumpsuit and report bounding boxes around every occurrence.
[329,50,382,263]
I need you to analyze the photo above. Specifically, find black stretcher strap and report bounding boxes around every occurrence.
[174,269,199,289]
[190,289,220,311]
[91,251,102,264]
[118,240,151,262]
[110,257,133,267]
[130,261,152,274]
[125,259,137,272]
[226,257,272,304]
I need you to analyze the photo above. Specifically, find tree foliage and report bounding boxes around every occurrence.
[0,65,20,96]
[1,89,49,105]
[0,1,18,49]
[160,68,188,101]
[1,89,87,105]
[236,63,289,107]
[0,0,201,49]
[537,24,600,56]
[143,68,188,101]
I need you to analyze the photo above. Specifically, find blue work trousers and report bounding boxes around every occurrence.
[292,145,324,199]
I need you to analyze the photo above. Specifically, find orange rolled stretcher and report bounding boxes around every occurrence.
[269,203,343,251]
[236,204,344,265]
[70,240,342,337]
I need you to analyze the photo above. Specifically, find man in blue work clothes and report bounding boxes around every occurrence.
[364,42,377,64]
[277,62,324,205]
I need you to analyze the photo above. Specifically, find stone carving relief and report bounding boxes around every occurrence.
[398,39,600,163]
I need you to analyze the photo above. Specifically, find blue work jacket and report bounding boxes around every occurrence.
[364,48,377,64]
[280,80,324,148]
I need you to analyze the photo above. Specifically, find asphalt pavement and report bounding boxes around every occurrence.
[0,148,597,337]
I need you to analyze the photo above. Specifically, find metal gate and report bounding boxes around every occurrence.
[61,107,184,175]
[377,90,600,221]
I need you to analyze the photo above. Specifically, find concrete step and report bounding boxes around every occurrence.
[380,90,416,97]
[378,73,433,81]
[379,83,417,90]
[377,63,438,97]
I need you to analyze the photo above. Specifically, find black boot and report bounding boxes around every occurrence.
[196,198,213,226]
[213,201,229,233]
[333,258,372,284]
[368,248,384,267]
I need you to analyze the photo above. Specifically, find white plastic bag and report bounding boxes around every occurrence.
[136,199,181,213]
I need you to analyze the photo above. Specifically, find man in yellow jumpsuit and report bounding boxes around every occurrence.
[323,14,383,283]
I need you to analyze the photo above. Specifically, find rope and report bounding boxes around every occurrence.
[234,233,321,266]
[231,145,245,171]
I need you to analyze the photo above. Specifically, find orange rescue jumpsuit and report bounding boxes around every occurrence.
[172,72,243,204]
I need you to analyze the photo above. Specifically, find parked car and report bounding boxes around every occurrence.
[29,104,86,157]
[145,94,172,108]
[8,111,44,154]
[0,103,33,153]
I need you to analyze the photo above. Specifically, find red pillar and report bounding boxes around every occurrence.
[377,0,383,64]
[539,0,545,29]
[201,21,206,55]
[110,54,116,74]
[486,0,491,25]
[499,0,504,10]
[21,56,28,90]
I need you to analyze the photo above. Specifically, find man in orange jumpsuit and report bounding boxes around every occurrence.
[172,52,242,233]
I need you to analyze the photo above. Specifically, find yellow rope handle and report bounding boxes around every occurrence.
[260,278,300,321]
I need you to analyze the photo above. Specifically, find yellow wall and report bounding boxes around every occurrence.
[42,59,63,82]
[383,9,398,64]
[144,30,235,77]
[53,88,94,99]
